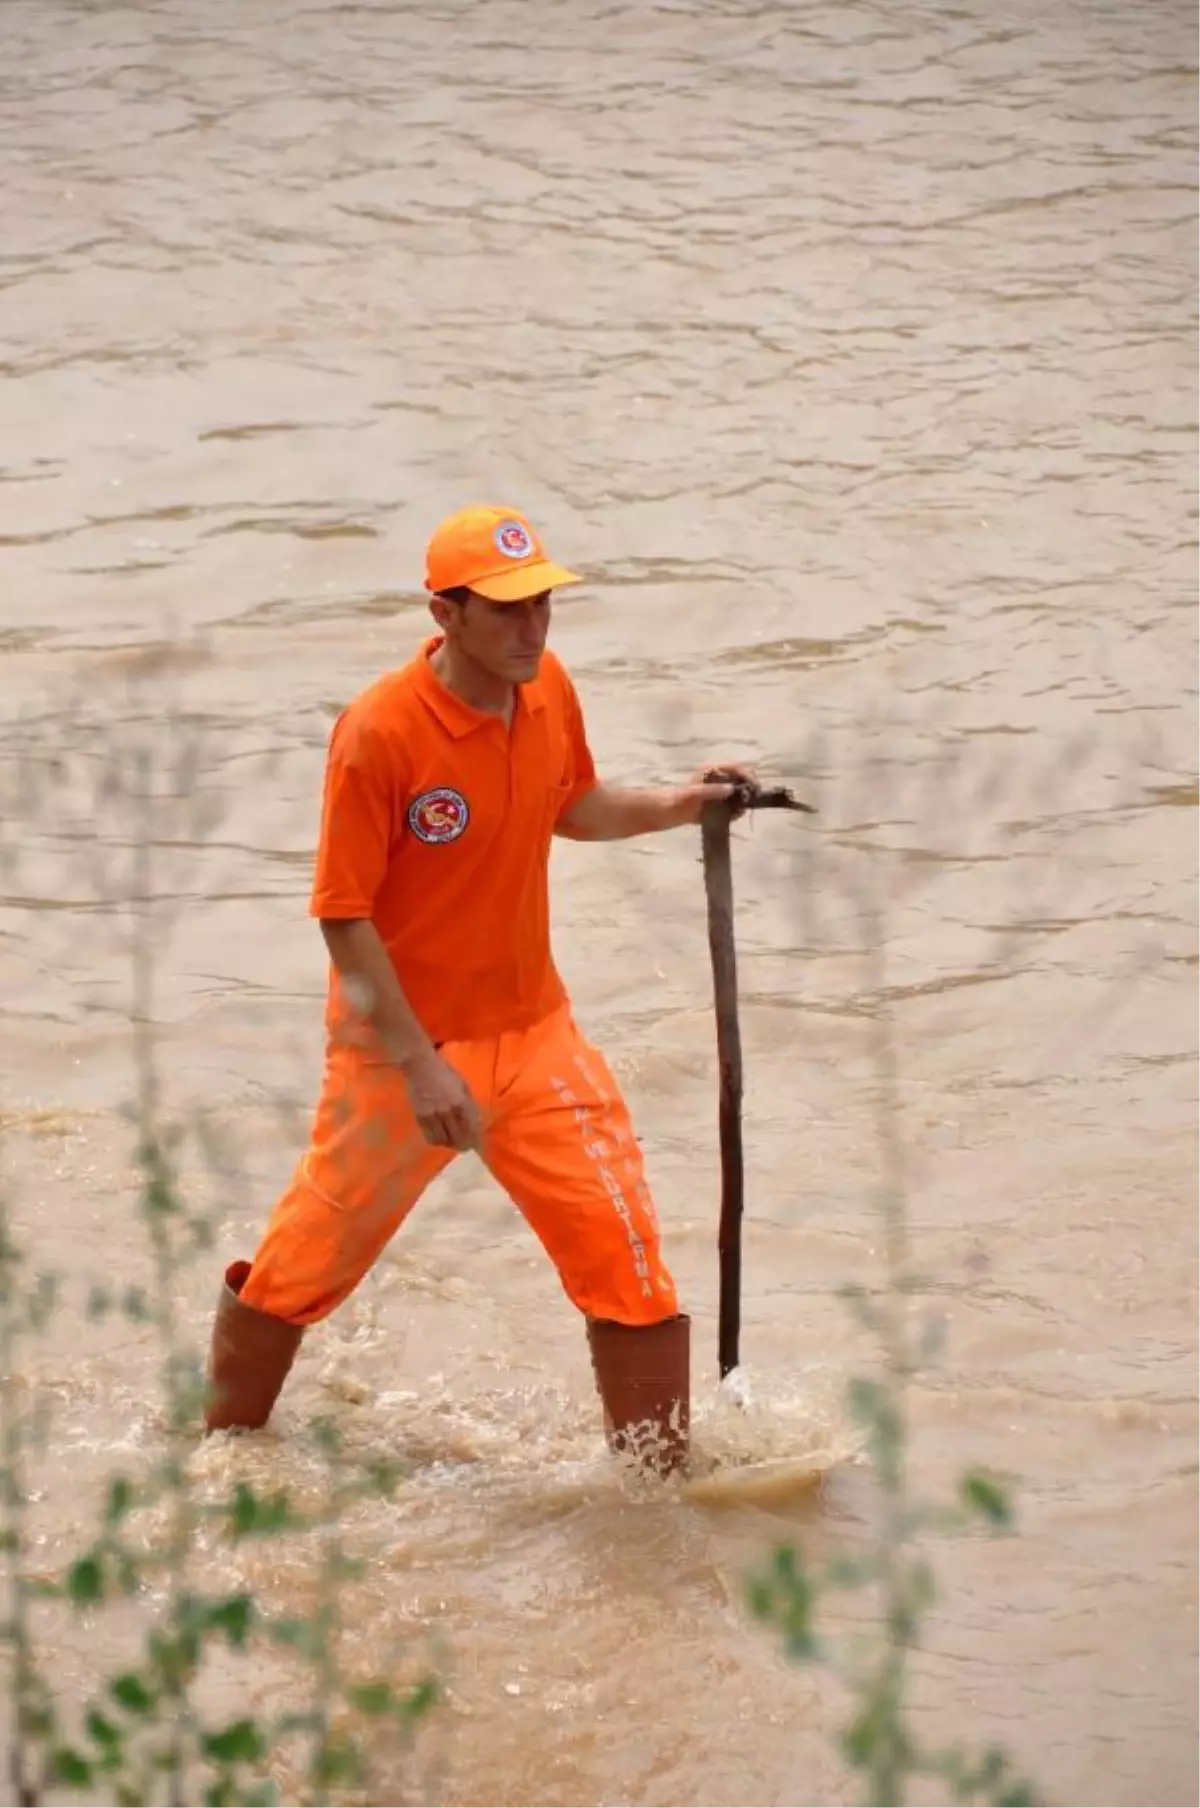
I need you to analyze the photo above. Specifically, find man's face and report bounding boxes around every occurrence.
[440,589,552,683]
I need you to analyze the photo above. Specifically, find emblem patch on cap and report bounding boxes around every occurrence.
[494,519,534,559]
[408,787,469,845]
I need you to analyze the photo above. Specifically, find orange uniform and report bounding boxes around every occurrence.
[311,638,596,1047]
[239,631,679,1330]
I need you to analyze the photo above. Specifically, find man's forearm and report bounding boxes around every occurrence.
[319,918,435,1066]
[555,783,694,842]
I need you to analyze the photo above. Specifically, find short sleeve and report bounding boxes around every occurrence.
[559,674,598,816]
[309,710,396,920]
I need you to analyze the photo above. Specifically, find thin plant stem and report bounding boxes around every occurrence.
[0,1213,43,1808]
[128,747,195,1808]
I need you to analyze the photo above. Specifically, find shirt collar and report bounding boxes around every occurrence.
[411,635,547,737]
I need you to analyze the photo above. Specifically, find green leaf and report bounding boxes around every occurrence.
[365,1457,403,1497]
[842,1702,876,1768]
[19,1696,56,1743]
[848,1377,902,1460]
[207,1593,254,1647]
[148,1621,202,1685]
[28,1273,58,1331]
[746,1578,773,1621]
[111,1672,157,1714]
[823,1554,879,1590]
[785,1624,818,1661]
[847,1376,885,1423]
[117,1552,141,1596]
[188,1213,215,1253]
[230,1481,293,1539]
[87,1286,112,1320]
[277,1709,321,1736]
[268,1617,321,1662]
[976,1746,1007,1789]
[268,1616,307,1647]
[900,1560,937,1636]
[310,1415,342,1459]
[347,1681,394,1715]
[931,1742,970,1788]
[837,1283,882,1331]
[950,1744,1040,1805]
[750,1544,820,1660]
[960,1471,1014,1528]
[201,1719,266,1765]
[330,1551,366,1583]
[312,1735,361,1788]
[405,1674,440,1719]
[52,1747,94,1786]
[121,1286,150,1323]
[142,1165,179,1218]
[840,1675,914,1775]
[85,1708,122,1748]
[106,1476,135,1525]
[67,1554,105,1606]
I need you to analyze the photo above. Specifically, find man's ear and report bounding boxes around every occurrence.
[429,593,454,634]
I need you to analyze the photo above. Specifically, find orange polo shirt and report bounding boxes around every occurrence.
[309,636,597,1045]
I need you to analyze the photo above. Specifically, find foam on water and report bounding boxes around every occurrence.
[288,1352,863,1501]
[180,1346,865,1533]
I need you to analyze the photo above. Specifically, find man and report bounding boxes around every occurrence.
[204,503,749,1476]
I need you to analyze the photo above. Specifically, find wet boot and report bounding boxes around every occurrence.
[586,1313,691,1477]
[204,1259,304,1433]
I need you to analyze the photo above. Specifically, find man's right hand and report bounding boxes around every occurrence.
[400,1047,484,1152]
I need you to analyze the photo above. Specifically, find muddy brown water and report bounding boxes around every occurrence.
[1,1,1197,1803]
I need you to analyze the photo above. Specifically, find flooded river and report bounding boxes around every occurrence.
[1,0,1196,1802]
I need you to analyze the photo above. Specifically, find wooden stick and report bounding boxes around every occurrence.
[700,775,814,1380]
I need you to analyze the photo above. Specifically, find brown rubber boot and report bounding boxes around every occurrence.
[204,1260,304,1433]
[586,1313,691,1477]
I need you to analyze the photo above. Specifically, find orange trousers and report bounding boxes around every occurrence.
[240,1003,680,1328]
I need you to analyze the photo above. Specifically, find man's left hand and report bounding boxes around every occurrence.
[674,763,760,825]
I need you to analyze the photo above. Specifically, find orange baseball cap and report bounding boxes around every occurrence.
[424,504,583,603]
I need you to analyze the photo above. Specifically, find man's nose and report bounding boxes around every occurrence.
[515,608,545,645]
